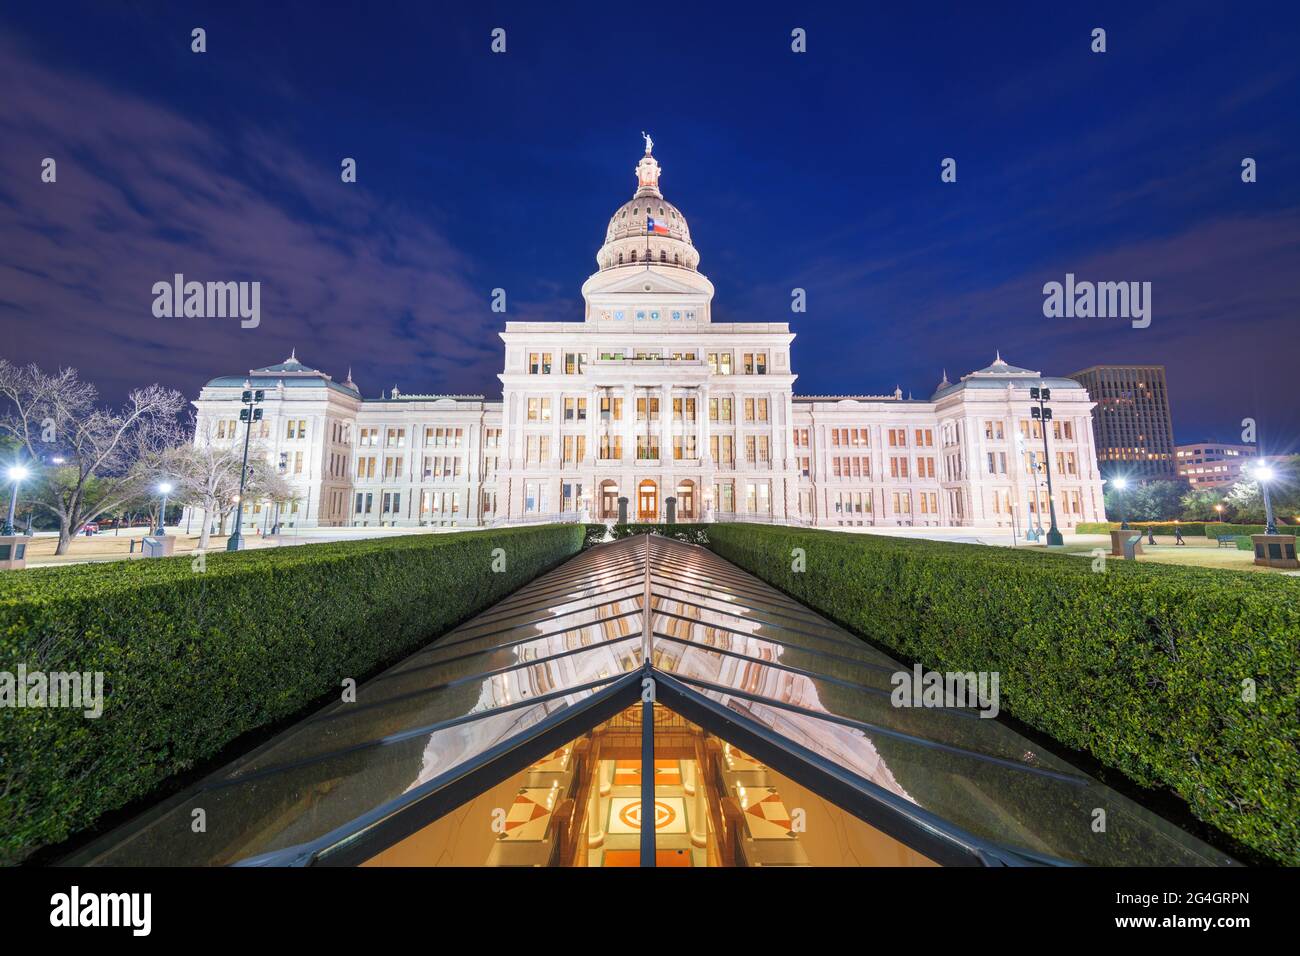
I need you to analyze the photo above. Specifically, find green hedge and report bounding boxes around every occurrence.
[583,523,710,547]
[706,523,1300,864]
[0,524,583,865]
[1202,523,1300,538]
[1076,521,1214,535]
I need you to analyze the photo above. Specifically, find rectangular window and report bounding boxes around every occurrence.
[636,435,660,460]
[710,434,734,465]
[599,435,623,460]
[714,481,734,514]
[600,395,623,421]
[561,482,583,513]
[528,352,552,374]
[563,435,587,465]
[563,352,585,375]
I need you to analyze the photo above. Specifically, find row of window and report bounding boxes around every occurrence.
[355,454,500,481]
[522,395,773,423]
[984,420,1077,441]
[525,351,768,374]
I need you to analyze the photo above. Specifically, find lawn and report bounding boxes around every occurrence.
[1056,533,1285,573]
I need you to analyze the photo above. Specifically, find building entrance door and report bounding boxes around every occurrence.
[637,480,658,521]
[600,482,620,520]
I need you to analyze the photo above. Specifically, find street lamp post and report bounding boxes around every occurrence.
[155,482,174,535]
[3,465,30,536]
[1111,476,1130,529]
[1030,386,1063,546]
[1254,463,1278,535]
[226,384,265,552]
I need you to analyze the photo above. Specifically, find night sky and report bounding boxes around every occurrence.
[2,2,1298,447]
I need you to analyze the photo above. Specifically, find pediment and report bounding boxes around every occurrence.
[584,268,709,298]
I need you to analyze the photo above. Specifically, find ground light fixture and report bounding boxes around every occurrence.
[3,464,30,536]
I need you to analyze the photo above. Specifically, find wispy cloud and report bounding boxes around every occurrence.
[0,36,520,400]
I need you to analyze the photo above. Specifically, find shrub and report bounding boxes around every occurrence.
[1203,523,1300,538]
[706,523,1300,864]
[1076,521,1212,535]
[0,524,583,865]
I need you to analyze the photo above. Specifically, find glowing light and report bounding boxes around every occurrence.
[7,465,29,482]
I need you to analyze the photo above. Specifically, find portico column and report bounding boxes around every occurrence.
[697,384,710,461]
[624,382,637,464]
[661,382,673,468]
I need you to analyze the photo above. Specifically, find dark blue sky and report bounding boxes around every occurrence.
[2,1,1298,445]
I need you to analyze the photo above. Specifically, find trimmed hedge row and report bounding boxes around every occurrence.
[1203,523,1299,538]
[1076,521,1214,535]
[0,524,584,865]
[1076,522,1299,537]
[583,523,710,547]
[706,523,1300,864]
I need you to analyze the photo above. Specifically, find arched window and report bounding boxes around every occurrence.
[674,253,680,264]
[630,249,637,263]
[618,253,623,265]
[660,250,667,263]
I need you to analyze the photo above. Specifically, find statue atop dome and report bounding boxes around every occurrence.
[635,135,661,195]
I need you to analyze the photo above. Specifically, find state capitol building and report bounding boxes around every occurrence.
[188,140,1108,532]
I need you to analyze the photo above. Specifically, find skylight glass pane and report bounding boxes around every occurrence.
[75,686,615,866]
[676,680,1230,866]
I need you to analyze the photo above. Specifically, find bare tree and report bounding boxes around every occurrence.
[164,422,245,550]
[0,359,185,554]
[167,420,302,549]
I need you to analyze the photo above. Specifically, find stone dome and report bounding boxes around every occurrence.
[595,136,699,272]
[604,197,692,245]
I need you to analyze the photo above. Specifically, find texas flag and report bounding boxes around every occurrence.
[647,217,670,235]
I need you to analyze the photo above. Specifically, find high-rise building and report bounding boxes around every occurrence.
[1067,365,1176,480]
[1175,441,1258,489]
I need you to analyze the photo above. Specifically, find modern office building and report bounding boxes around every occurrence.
[1067,364,1177,480]
[186,141,1108,531]
[1176,441,1259,488]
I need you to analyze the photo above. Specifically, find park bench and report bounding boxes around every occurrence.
[1216,535,1238,548]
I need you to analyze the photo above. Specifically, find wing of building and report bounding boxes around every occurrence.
[186,141,1108,532]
